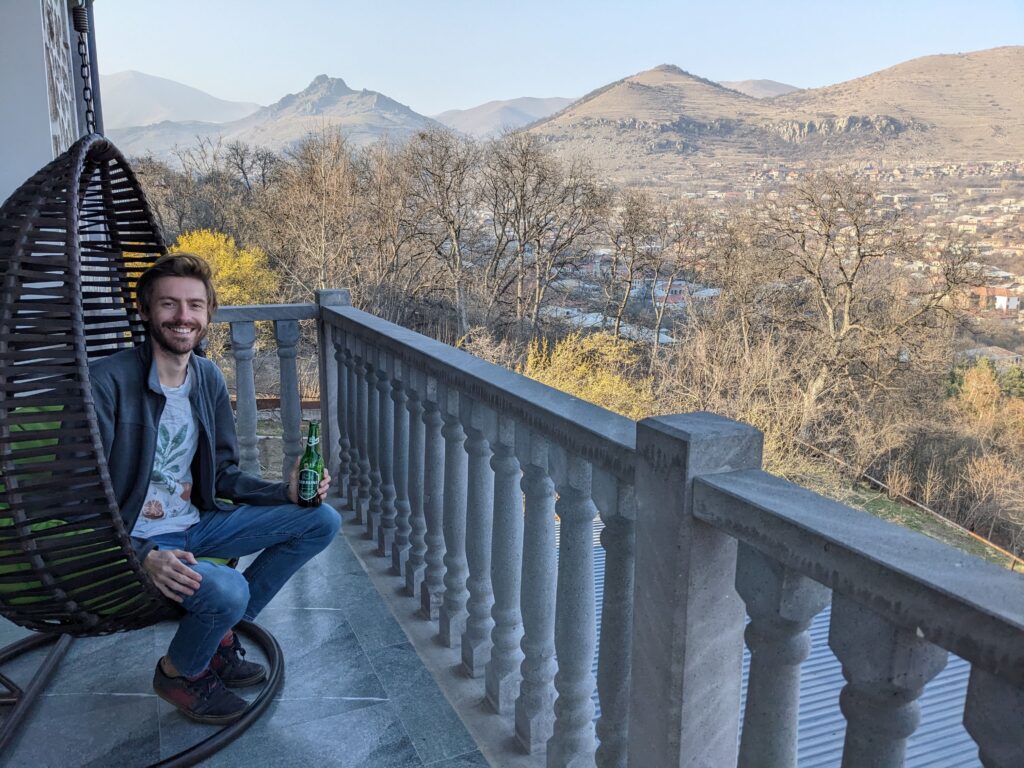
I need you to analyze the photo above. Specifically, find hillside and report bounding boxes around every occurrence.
[100,70,261,129]
[718,79,800,98]
[434,96,574,137]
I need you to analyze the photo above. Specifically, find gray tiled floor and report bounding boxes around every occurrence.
[0,519,488,767]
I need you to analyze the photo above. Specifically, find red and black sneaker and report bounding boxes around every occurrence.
[153,661,248,724]
[210,631,267,688]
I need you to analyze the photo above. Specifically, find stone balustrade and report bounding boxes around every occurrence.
[213,297,1024,768]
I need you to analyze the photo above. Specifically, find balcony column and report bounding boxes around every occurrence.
[364,346,383,541]
[964,667,1024,768]
[547,451,598,768]
[419,374,446,620]
[460,398,495,676]
[274,318,303,481]
[331,326,352,505]
[485,414,524,714]
[315,289,349,475]
[376,348,397,556]
[515,429,558,754]
[594,478,635,768]
[736,544,831,768]
[229,320,259,475]
[345,339,367,519]
[353,339,372,523]
[830,594,948,768]
[404,367,427,595]
[390,358,411,574]
[438,387,469,648]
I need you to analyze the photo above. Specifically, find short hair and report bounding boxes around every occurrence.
[136,252,218,320]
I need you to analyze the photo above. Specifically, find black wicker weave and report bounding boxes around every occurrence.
[0,134,171,635]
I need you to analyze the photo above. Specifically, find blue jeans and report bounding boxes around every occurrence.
[147,501,341,677]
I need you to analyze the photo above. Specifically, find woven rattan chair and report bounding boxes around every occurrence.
[0,134,283,766]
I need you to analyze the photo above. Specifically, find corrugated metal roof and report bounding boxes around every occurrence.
[559,518,979,766]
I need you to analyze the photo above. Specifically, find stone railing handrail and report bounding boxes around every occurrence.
[694,468,1024,684]
[322,304,637,482]
[212,303,319,323]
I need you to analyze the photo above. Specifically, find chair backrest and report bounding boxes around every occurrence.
[0,135,174,635]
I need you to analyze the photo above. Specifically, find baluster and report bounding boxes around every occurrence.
[438,387,469,648]
[343,339,362,516]
[485,414,524,714]
[736,544,831,768]
[594,478,636,768]
[460,398,495,675]
[830,594,948,768]
[315,289,347,475]
[353,340,372,523]
[230,320,259,475]
[376,348,397,556]
[275,318,302,481]
[964,667,1024,768]
[390,358,411,574]
[365,348,383,540]
[404,368,427,596]
[515,431,558,753]
[332,326,351,506]
[419,374,446,620]
[547,452,598,767]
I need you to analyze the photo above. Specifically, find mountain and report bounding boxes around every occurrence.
[527,48,1024,184]
[100,71,261,129]
[108,75,441,160]
[718,79,799,99]
[434,97,575,137]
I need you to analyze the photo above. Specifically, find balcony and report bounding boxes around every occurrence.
[3,293,1022,767]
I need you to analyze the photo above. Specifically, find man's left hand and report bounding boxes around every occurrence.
[287,458,332,505]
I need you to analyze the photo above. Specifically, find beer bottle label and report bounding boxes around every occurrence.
[298,468,320,500]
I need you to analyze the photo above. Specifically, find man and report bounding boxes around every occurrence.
[89,253,340,724]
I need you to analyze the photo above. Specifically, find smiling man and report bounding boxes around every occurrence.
[89,253,340,724]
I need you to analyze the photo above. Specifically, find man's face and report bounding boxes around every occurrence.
[141,276,210,357]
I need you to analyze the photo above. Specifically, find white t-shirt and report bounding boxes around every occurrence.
[131,370,201,539]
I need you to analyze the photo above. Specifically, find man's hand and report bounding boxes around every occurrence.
[143,549,202,603]
[287,458,332,505]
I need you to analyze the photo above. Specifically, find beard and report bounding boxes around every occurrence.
[148,321,207,357]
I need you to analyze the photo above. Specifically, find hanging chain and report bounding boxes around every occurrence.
[71,1,96,134]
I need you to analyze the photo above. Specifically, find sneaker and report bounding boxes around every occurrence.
[153,661,248,724]
[210,632,267,688]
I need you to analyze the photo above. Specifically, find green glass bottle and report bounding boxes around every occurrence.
[297,420,325,507]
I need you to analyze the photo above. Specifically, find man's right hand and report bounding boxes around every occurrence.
[143,549,202,602]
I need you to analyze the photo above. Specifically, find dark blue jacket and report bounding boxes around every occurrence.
[88,341,289,562]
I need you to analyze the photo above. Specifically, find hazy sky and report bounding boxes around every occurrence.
[94,0,1023,115]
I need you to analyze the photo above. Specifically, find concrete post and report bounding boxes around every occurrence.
[627,412,762,768]
[830,594,948,768]
[420,374,446,620]
[331,327,352,506]
[364,347,383,541]
[376,348,397,556]
[229,320,259,475]
[439,387,470,648]
[736,543,831,768]
[547,452,598,768]
[274,318,303,481]
[515,429,558,754]
[485,414,525,714]
[390,358,411,574]
[964,667,1024,768]
[404,367,427,597]
[315,289,349,475]
[354,339,372,522]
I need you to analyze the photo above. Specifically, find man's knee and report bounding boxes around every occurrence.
[308,502,341,544]
[191,565,250,621]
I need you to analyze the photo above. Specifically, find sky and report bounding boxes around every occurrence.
[94,0,1024,116]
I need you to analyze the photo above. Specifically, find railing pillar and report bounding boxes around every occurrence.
[404,368,427,596]
[354,338,372,522]
[229,320,259,475]
[736,543,830,768]
[420,374,446,620]
[274,318,303,480]
[485,414,524,714]
[365,346,383,541]
[830,594,948,768]
[628,413,762,768]
[332,326,352,505]
[515,429,558,754]
[390,358,411,574]
[964,667,1024,768]
[438,387,470,648]
[376,348,397,556]
[315,289,349,476]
